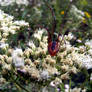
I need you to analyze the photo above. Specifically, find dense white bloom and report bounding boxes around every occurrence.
[70,87,81,92]
[33,33,41,40]
[88,49,92,56]
[85,40,92,48]
[33,28,46,40]
[0,0,29,6]
[12,48,23,57]
[2,64,11,70]
[0,42,9,49]
[13,20,29,26]
[65,84,69,92]
[15,0,29,5]
[0,78,6,84]
[50,78,62,87]
[66,32,74,40]
[12,48,24,67]
[40,70,50,79]
[70,5,84,20]
[0,9,29,35]
[27,41,36,49]
[79,55,92,69]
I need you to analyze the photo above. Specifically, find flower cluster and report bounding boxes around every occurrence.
[0,9,29,44]
[70,5,84,20]
[0,0,29,6]
[0,9,92,92]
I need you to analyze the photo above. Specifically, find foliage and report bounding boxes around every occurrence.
[0,0,92,92]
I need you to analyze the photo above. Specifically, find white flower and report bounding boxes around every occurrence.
[33,33,42,40]
[80,55,92,69]
[0,0,29,6]
[0,27,9,33]
[50,78,62,87]
[38,28,46,35]
[3,64,11,71]
[67,32,74,40]
[85,40,92,48]
[12,48,23,57]
[71,87,81,92]
[65,84,69,92]
[13,57,24,68]
[0,9,29,36]
[13,20,29,26]
[40,70,50,79]
[0,78,6,84]
[0,42,9,49]
[71,5,84,16]
[27,41,36,49]
[33,28,46,40]
[12,48,24,68]
[15,0,29,5]
[70,5,84,20]
[2,32,9,38]
[88,49,92,56]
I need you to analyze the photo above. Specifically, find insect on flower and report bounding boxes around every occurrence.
[36,0,74,56]
[36,4,61,56]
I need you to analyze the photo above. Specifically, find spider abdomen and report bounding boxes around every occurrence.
[48,41,60,56]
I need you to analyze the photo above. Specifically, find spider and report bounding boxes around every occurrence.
[36,5,62,56]
[36,0,74,56]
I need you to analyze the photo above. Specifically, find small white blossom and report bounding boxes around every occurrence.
[12,48,23,57]
[85,40,92,48]
[0,42,8,50]
[27,41,36,49]
[88,49,92,56]
[13,20,29,26]
[40,70,50,79]
[12,48,24,68]
[65,84,69,92]
[70,5,84,20]
[3,64,11,71]
[67,32,74,40]
[33,28,46,40]
[33,33,42,40]
[0,0,29,6]
[15,0,29,5]
[80,55,92,69]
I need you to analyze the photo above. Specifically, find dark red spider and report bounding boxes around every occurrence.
[43,2,63,56]
[36,0,74,56]
[48,39,60,56]
[36,3,62,56]
[43,5,61,56]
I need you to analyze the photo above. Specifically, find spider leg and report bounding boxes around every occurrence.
[35,24,52,43]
